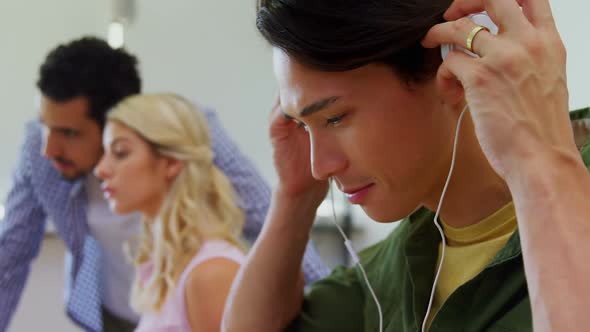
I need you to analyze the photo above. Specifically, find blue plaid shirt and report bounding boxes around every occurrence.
[0,109,329,332]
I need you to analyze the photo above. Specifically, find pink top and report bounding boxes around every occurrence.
[134,240,246,332]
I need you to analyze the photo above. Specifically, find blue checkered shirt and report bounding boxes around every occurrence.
[0,109,329,332]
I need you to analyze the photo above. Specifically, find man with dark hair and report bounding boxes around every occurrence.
[0,37,328,332]
[224,0,590,331]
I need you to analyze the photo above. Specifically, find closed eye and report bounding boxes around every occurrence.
[326,113,347,127]
[113,151,129,160]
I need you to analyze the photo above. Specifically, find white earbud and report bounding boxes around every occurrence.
[440,12,499,60]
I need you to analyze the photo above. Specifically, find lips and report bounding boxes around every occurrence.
[101,185,116,199]
[342,183,374,204]
[52,160,73,172]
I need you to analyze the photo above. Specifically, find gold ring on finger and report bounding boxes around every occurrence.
[466,25,489,54]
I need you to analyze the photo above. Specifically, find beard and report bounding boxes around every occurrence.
[58,170,86,182]
[51,157,88,182]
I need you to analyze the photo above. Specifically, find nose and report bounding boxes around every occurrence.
[309,132,347,181]
[42,131,61,159]
[94,156,111,180]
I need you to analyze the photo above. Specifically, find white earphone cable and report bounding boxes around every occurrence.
[329,179,384,332]
[421,104,469,332]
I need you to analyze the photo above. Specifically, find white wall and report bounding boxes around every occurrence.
[553,0,590,110]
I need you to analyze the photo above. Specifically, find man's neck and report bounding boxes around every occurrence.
[423,116,512,228]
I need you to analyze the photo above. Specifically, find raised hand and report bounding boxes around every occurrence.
[269,98,329,210]
[423,0,580,180]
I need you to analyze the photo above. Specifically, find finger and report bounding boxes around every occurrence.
[274,110,293,127]
[519,0,557,28]
[269,98,291,126]
[444,0,485,21]
[436,50,481,98]
[422,17,495,57]
[444,0,525,21]
[481,0,529,32]
[269,107,303,142]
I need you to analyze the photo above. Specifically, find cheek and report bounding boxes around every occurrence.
[345,113,421,167]
[140,163,170,192]
[116,159,157,193]
[70,140,103,166]
[350,108,451,184]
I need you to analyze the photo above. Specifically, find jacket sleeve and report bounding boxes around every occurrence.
[285,266,365,332]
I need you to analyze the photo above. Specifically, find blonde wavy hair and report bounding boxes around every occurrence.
[108,93,245,313]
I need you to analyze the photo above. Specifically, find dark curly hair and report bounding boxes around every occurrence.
[256,0,452,83]
[37,36,141,128]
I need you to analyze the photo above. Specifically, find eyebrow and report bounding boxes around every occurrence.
[109,137,131,147]
[299,96,341,117]
[39,117,82,134]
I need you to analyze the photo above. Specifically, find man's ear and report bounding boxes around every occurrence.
[436,73,465,109]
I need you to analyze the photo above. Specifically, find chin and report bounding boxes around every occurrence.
[361,204,419,223]
[58,170,85,182]
[109,201,133,215]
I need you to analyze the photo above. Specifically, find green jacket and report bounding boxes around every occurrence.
[287,107,590,332]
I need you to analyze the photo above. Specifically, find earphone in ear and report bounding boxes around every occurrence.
[440,12,499,60]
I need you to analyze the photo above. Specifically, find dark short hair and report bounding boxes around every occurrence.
[37,36,141,128]
[256,0,452,83]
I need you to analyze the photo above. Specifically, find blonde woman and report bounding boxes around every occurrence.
[95,93,245,332]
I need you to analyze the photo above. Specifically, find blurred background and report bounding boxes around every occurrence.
[0,0,588,330]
